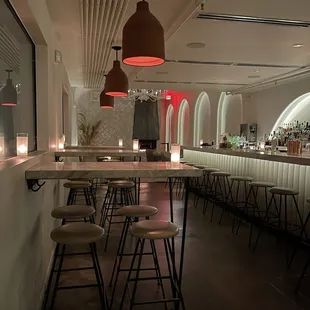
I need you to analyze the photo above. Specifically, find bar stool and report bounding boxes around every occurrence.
[292,197,310,292]
[239,181,275,245]
[253,186,303,251]
[201,168,220,215]
[119,220,185,310]
[51,205,96,224]
[109,205,159,309]
[100,180,135,251]
[210,171,231,222]
[224,176,253,232]
[42,223,107,309]
[64,180,96,206]
[193,165,209,208]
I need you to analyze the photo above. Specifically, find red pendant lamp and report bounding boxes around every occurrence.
[100,89,114,108]
[1,69,17,106]
[105,46,128,97]
[122,0,165,67]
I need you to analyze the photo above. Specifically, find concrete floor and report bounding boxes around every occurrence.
[51,183,310,310]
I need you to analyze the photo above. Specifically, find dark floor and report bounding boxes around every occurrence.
[52,183,310,310]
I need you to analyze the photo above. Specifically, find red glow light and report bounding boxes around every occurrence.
[106,92,128,97]
[2,103,16,106]
[123,56,164,67]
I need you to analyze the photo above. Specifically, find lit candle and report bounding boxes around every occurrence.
[171,143,180,163]
[119,138,123,147]
[16,133,28,156]
[133,139,139,151]
[0,134,4,158]
[58,135,65,150]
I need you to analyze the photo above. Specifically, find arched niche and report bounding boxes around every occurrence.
[216,93,243,144]
[177,99,190,145]
[270,92,310,134]
[165,104,174,146]
[193,92,211,146]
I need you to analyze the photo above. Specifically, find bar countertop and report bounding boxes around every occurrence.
[183,146,310,166]
[25,161,202,180]
[55,149,146,158]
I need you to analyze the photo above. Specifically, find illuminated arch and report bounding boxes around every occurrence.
[177,99,189,145]
[270,92,310,134]
[165,104,174,146]
[193,92,211,146]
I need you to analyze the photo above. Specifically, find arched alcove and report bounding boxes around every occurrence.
[270,92,310,134]
[216,93,243,144]
[193,92,211,146]
[165,104,174,147]
[177,99,190,145]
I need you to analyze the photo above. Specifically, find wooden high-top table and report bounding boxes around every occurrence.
[25,161,201,305]
[55,149,146,162]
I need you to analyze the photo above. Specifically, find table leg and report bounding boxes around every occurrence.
[179,177,190,288]
[168,177,190,309]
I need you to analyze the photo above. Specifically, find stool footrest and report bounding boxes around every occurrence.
[57,283,101,290]
[128,275,171,282]
[133,298,180,306]
[120,267,158,272]
[53,266,93,273]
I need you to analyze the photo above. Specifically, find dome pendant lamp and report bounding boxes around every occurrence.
[100,89,114,108]
[122,0,165,67]
[100,76,114,108]
[2,69,17,106]
[105,46,128,97]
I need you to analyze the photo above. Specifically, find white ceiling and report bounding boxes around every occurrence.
[46,0,310,92]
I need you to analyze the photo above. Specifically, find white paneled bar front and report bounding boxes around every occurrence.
[183,147,310,219]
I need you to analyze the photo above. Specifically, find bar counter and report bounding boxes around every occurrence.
[183,146,310,215]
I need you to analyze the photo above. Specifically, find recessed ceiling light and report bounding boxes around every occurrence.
[293,43,303,48]
[186,42,206,49]
[254,69,260,73]
[248,75,260,79]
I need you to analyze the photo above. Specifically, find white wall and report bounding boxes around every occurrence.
[161,90,221,147]
[243,76,310,138]
[0,1,72,309]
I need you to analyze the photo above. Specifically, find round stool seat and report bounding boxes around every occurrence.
[249,181,275,188]
[204,168,220,173]
[230,176,253,182]
[194,165,208,169]
[211,171,231,177]
[307,197,310,204]
[117,205,158,217]
[109,180,135,189]
[51,223,104,244]
[269,187,299,195]
[51,205,95,219]
[67,178,92,182]
[130,220,179,240]
[186,163,196,167]
[64,181,91,189]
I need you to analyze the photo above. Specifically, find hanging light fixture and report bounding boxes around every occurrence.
[105,46,128,97]
[122,0,165,67]
[1,69,17,106]
[100,89,114,108]
[100,74,115,108]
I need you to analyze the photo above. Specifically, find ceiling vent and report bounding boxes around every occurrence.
[134,79,245,86]
[194,12,310,28]
[166,59,299,69]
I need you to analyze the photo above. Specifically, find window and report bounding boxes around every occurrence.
[0,0,36,158]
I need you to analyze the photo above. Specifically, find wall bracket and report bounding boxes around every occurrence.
[27,179,46,192]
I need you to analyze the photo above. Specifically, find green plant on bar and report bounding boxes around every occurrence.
[78,113,102,146]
